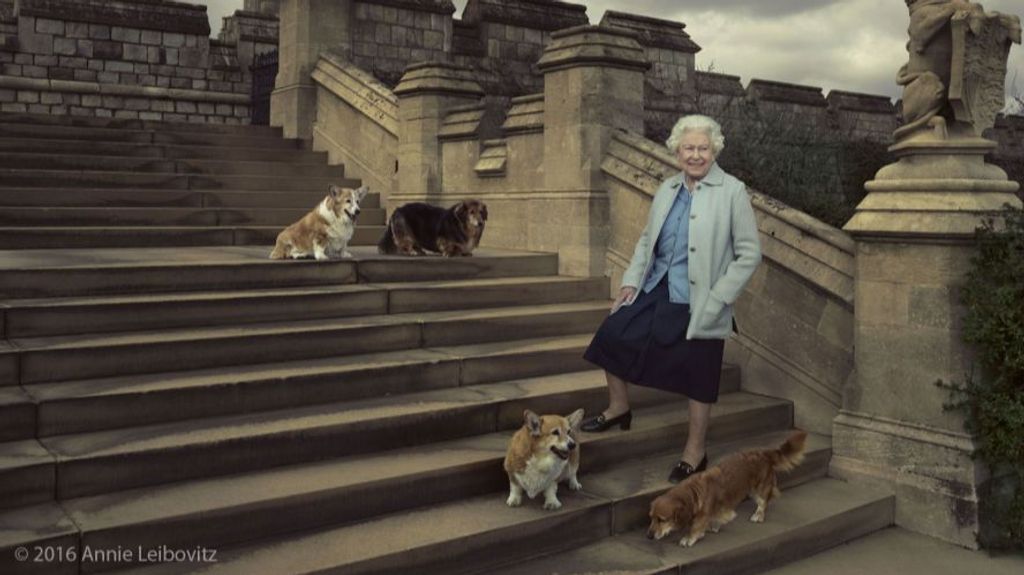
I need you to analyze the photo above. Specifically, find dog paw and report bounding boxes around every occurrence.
[506,494,522,507]
[749,511,765,523]
[678,536,697,547]
[542,499,562,510]
[342,251,354,259]
[709,524,721,533]
[568,479,583,492]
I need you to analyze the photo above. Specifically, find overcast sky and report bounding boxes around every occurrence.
[193,0,1023,106]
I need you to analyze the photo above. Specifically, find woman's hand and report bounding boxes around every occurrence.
[611,286,637,314]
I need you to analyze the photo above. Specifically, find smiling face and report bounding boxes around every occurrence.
[675,129,715,184]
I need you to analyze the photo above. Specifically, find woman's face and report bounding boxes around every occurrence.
[676,129,715,182]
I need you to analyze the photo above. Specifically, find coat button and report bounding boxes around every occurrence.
[689,247,696,252]
[690,214,696,219]
[690,279,696,285]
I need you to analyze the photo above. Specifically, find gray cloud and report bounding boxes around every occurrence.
[192,0,1023,104]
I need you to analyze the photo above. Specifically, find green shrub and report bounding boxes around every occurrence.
[940,204,1024,550]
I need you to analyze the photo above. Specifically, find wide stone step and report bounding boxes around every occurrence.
[0,169,356,191]
[0,439,54,511]
[0,153,346,177]
[0,112,284,137]
[0,502,78,575]
[3,276,607,337]
[108,431,864,575]
[490,481,893,575]
[0,188,378,209]
[0,224,385,250]
[0,137,330,163]
[0,123,301,149]
[53,397,791,575]
[0,207,384,228]
[0,387,34,442]
[38,379,768,503]
[26,335,610,435]
[10,301,609,384]
[0,246,558,298]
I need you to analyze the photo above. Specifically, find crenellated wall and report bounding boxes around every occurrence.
[0,0,250,123]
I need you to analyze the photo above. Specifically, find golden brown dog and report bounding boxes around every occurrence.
[503,409,584,510]
[647,430,807,547]
[269,185,367,261]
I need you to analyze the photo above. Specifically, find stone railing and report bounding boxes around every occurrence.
[0,0,250,123]
[601,129,855,435]
[311,50,398,200]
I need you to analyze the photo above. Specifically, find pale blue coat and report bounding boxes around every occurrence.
[620,162,762,340]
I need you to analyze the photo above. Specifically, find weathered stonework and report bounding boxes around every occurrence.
[2,0,250,123]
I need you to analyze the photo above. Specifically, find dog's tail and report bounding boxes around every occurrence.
[377,216,398,254]
[769,430,807,472]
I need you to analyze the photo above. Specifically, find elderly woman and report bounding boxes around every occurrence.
[581,114,762,483]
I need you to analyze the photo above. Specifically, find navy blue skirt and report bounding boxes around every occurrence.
[583,278,725,403]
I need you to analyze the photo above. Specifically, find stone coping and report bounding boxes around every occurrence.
[0,75,249,104]
[230,9,281,22]
[696,71,745,96]
[599,10,701,53]
[747,78,827,108]
[355,0,456,15]
[16,0,211,36]
[538,25,649,73]
[827,90,895,114]
[313,51,399,135]
[394,62,484,97]
[461,0,587,32]
[502,93,543,135]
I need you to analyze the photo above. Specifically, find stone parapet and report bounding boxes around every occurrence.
[537,24,650,73]
[394,61,484,97]
[598,10,700,53]
[312,50,399,200]
[312,50,398,135]
[1,0,250,123]
[695,71,744,96]
[747,79,828,108]
[16,0,210,36]
[461,0,586,32]
[827,90,895,114]
[438,101,486,141]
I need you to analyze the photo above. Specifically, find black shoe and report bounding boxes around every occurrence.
[580,410,632,432]
[668,454,708,483]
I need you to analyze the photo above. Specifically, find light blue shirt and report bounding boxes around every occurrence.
[642,181,691,303]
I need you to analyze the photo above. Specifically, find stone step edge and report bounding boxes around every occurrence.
[1,398,792,572]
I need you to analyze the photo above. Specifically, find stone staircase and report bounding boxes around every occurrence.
[0,114,893,575]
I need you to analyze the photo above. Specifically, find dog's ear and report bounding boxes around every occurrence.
[524,410,542,436]
[328,185,341,200]
[566,408,584,430]
[453,201,467,220]
[480,202,488,221]
[356,185,369,201]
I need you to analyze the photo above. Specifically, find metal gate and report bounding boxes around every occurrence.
[250,50,278,126]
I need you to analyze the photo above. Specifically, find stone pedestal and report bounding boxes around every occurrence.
[271,0,353,139]
[537,25,648,277]
[835,131,1022,548]
[394,62,484,206]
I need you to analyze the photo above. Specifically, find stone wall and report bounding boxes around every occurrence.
[601,129,855,436]
[311,50,398,203]
[219,9,278,71]
[349,0,454,87]
[0,0,250,123]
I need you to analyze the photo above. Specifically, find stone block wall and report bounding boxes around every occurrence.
[219,9,278,71]
[451,0,586,96]
[0,0,250,123]
[350,0,455,87]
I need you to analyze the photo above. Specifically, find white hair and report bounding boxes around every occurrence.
[665,115,725,156]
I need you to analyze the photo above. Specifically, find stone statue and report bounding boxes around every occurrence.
[895,0,1021,142]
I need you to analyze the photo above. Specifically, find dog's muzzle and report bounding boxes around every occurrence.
[347,208,361,221]
[550,446,571,460]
